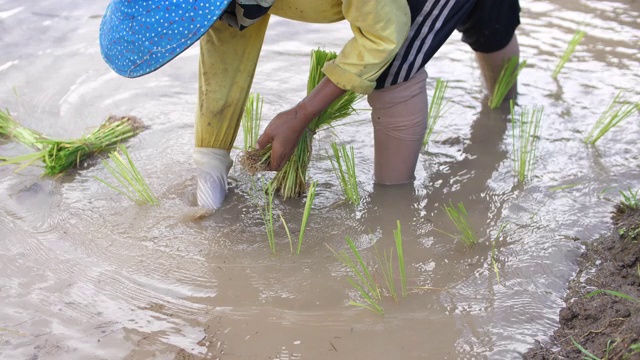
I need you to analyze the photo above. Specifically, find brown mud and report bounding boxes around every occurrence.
[524,206,640,360]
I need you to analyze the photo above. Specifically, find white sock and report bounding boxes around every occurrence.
[193,147,233,210]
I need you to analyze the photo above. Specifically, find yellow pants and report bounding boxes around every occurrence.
[195,1,345,150]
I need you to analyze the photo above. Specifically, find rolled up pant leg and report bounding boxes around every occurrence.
[368,68,428,185]
[195,17,269,209]
[196,15,270,150]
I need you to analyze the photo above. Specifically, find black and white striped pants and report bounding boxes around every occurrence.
[376,0,521,89]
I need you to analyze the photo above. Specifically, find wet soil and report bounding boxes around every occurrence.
[524,205,640,360]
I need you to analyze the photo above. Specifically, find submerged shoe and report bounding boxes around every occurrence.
[193,147,233,210]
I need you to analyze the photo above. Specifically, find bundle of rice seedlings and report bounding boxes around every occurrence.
[328,142,360,205]
[297,180,317,255]
[488,57,526,109]
[95,144,158,205]
[423,78,450,147]
[510,101,544,184]
[242,93,263,151]
[552,29,586,79]
[442,201,477,247]
[241,49,361,199]
[0,109,44,150]
[584,91,639,145]
[0,114,145,176]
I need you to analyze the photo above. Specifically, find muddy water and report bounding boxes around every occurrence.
[1,0,639,359]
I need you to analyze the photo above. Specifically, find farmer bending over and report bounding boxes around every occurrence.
[100,0,521,210]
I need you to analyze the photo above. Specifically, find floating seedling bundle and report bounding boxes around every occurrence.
[0,113,145,176]
[0,109,44,150]
[241,49,361,199]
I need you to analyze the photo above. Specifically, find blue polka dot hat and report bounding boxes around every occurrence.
[99,0,232,78]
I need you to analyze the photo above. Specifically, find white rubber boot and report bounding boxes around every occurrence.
[193,147,233,210]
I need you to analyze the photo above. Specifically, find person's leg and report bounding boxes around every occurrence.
[368,68,428,185]
[475,34,519,97]
[456,0,521,96]
[195,15,270,209]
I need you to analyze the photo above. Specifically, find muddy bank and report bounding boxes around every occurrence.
[524,205,640,360]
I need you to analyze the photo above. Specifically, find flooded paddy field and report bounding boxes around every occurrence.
[0,0,639,359]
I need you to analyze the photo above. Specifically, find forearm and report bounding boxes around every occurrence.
[294,76,347,128]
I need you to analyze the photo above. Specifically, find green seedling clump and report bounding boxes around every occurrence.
[95,144,158,205]
[489,56,526,109]
[242,93,263,151]
[510,100,544,184]
[442,201,477,247]
[328,142,360,205]
[584,91,639,145]
[423,78,450,148]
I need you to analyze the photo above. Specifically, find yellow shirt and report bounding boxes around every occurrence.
[271,0,411,94]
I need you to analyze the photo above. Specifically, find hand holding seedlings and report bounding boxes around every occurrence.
[256,104,315,172]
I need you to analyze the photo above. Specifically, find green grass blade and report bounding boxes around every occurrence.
[374,245,396,301]
[570,337,601,360]
[263,182,276,254]
[394,220,407,297]
[242,93,263,151]
[586,289,640,304]
[510,100,544,184]
[279,213,293,254]
[584,91,639,145]
[95,145,158,205]
[443,201,477,246]
[489,57,526,109]
[552,30,586,79]
[424,78,450,147]
[297,180,317,254]
[329,142,360,205]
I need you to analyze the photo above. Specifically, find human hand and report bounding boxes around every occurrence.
[256,105,312,171]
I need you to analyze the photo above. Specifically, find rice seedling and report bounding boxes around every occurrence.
[393,220,407,297]
[619,188,640,210]
[329,221,411,313]
[571,337,620,360]
[488,57,526,109]
[423,78,450,147]
[242,93,263,151]
[0,115,145,176]
[297,180,317,254]
[94,144,158,205]
[510,100,544,184]
[241,49,362,199]
[279,213,293,253]
[0,109,44,150]
[374,245,396,300]
[552,29,586,79]
[584,92,639,145]
[586,289,640,304]
[262,182,277,254]
[327,236,383,314]
[442,201,477,247]
[328,142,360,205]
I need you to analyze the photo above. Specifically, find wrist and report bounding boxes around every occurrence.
[293,100,317,128]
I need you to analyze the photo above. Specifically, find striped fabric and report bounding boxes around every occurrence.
[378,0,475,89]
